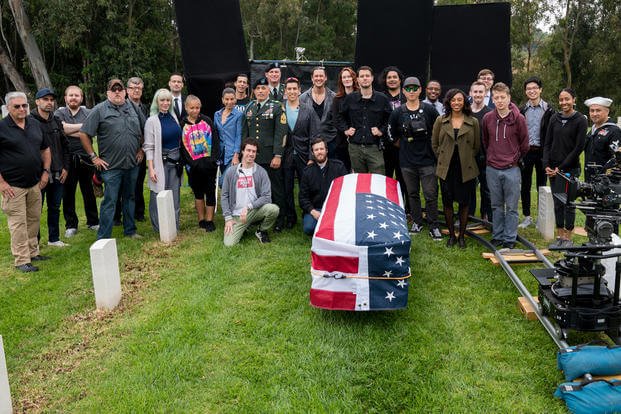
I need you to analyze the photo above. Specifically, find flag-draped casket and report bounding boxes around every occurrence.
[310,173,411,311]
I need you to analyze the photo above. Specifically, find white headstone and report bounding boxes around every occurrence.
[617,116,621,127]
[0,336,12,414]
[89,239,122,310]
[537,186,555,240]
[602,233,621,288]
[157,190,177,243]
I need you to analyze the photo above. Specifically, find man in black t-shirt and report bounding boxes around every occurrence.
[0,92,52,272]
[387,77,440,239]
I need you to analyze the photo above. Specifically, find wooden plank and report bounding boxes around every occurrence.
[482,249,550,265]
[574,226,587,237]
[518,296,539,320]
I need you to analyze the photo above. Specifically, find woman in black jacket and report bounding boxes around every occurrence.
[543,88,587,247]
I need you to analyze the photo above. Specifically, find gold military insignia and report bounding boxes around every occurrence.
[280,113,287,124]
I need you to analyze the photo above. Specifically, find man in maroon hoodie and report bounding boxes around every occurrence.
[482,82,529,249]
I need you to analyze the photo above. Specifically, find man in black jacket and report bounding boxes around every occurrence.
[31,88,71,247]
[519,76,554,229]
[299,137,348,235]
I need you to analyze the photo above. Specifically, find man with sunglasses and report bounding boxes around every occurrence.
[387,77,440,239]
[79,78,145,240]
[0,92,51,272]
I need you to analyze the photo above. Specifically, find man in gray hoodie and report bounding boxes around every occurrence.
[481,82,529,249]
[221,138,279,246]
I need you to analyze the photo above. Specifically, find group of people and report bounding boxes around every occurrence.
[1,63,620,271]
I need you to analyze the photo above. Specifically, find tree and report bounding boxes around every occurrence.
[7,0,50,89]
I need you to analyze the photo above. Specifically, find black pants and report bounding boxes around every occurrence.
[115,158,146,221]
[384,145,409,214]
[520,148,546,216]
[63,155,99,229]
[260,162,286,226]
[283,156,306,225]
[551,168,579,230]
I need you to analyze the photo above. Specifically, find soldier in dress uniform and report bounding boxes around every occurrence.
[242,77,289,231]
[584,96,621,181]
[265,62,285,102]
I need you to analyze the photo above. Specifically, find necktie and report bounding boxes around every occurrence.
[175,98,181,116]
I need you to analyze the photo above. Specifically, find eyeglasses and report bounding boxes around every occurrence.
[404,85,420,92]
[12,104,28,109]
[128,86,143,91]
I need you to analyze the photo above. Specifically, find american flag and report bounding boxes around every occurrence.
[310,173,411,311]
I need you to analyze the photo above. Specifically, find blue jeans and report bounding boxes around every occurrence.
[42,180,64,242]
[487,166,521,243]
[98,167,139,239]
[303,213,319,235]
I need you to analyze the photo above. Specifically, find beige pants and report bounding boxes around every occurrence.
[1,185,42,266]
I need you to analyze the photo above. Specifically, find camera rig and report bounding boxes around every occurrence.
[531,149,621,341]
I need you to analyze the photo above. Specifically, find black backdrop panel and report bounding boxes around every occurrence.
[355,0,434,84]
[431,3,512,94]
[174,0,249,116]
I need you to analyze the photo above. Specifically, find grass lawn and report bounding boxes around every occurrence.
[0,182,573,412]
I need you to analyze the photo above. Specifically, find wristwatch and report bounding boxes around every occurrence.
[89,152,98,160]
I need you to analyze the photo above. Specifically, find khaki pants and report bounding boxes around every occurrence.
[348,143,385,174]
[223,203,279,247]
[1,185,42,266]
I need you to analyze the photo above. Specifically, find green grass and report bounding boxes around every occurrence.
[0,183,572,412]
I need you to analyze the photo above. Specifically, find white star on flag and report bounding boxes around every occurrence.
[367,230,377,240]
[393,231,403,240]
[397,279,407,288]
[395,256,405,266]
[378,212,386,216]
[379,222,388,229]
[383,270,393,277]
[366,206,374,210]
[383,247,394,257]
[385,291,395,302]
[367,214,376,220]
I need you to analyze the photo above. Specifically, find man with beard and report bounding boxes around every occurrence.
[31,88,70,247]
[56,85,99,237]
[299,137,348,235]
[79,78,144,239]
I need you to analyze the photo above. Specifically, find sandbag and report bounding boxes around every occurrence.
[558,341,621,380]
[554,379,621,414]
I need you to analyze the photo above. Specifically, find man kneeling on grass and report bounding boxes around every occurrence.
[221,138,279,246]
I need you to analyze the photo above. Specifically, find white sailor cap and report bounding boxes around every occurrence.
[584,96,613,107]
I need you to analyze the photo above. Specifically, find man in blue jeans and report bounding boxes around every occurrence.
[481,83,529,249]
[298,138,348,235]
[79,78,145,239]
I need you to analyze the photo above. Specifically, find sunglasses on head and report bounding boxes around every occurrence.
[12,103,28,109]
[404,85,420,92]
[286,77,299,82]
[110,85,124,92]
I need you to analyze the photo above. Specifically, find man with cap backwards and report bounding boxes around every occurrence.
[79,78,146,240]
[265,62,285,102]
[584,96,621,181]
[242,76,289,231]
[30,88,71,247]
[387,76,441,240]
[0,91,52,272]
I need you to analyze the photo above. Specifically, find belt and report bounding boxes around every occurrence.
[349,142,375,147]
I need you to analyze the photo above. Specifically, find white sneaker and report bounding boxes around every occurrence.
[518,216,533,229]
[87,225,100,231]
[48,240,69,247]
[410,223,423,234]
[65,228,77,238]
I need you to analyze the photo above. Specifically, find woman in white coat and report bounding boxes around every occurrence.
[143,88,182,232]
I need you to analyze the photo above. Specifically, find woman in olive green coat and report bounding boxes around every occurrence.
[431,89,480,248]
